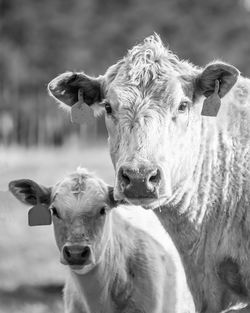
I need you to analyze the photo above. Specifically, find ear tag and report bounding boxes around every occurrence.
[28,199,52,226]
[201,80,221,117]
[70,89,95,126]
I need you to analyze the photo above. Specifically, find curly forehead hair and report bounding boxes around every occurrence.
[52,168,106,200]
[106,34,198,89]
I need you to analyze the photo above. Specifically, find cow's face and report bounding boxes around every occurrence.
[9,169,116,275]
[104,74,201,208]
[48,35,239,209]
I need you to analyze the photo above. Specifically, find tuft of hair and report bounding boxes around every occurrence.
[91,102,105,118]
[47,71,74,113]
[58,101,71,113]
[52,167,107,200]
[123,33,197,87]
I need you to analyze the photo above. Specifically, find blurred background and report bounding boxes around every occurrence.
[0,0,250,312]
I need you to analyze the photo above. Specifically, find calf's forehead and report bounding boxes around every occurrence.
[51,173,108,215]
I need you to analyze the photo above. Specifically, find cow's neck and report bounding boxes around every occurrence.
[156,120,216,247]
[154,201,205,311]
[70,212,132,313]
[70,257,114,312]
[155,119,220,311]
[156,114,250,311]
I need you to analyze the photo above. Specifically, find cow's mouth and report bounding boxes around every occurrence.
[69,262,95,275]
[114,185,169,209]
[124,196,167,210]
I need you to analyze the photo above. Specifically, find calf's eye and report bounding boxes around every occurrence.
[99,207,106,216]
[105,102,112,115]
[178,101,189,113]
[51,207,61,219]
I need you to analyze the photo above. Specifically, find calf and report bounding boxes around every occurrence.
[9,168,187,313]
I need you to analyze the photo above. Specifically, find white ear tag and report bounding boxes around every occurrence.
[70,89,95,125]
[201,80,221,117]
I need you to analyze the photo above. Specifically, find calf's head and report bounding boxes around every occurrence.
[9,169,116,274]
[48,35,239,209]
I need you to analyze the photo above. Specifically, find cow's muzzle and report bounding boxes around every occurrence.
[118,165,162,199]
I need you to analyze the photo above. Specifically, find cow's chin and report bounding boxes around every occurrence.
[125,197,167,210]
[60,255,96,275]
[69,263,95,275]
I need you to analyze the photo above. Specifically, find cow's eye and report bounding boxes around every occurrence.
[51,207,61,219]
[105,102,112,115]
[99,207,106,216]
[178,101,189,113]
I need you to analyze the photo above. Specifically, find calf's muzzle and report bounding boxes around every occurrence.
[118,165,161,199]
[63,244,91,266]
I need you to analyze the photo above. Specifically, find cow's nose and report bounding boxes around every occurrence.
[118,165,161,199]
[63,245,91,266]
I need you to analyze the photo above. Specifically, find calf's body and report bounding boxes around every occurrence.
[64,210,175,313]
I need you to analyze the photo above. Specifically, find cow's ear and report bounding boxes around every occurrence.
[48,72,104,107]
[9,179,51,206]
[196,62,239,98]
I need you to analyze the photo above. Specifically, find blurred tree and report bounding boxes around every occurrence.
[0,0,249,146]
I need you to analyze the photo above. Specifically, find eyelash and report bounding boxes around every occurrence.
[105,102,112,115]
[99,207,106,216]
[178,101,189,113]
[51,207,60,219]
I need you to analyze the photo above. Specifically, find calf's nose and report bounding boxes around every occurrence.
[63,245,91,266]
[118,165,161,199]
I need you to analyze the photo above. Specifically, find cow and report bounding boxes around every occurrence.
[48,34,250,312]
[9,168,192,313]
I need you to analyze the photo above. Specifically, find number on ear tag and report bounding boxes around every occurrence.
[70,89,95,125]
[28,204,52,226]
[201,80,221,117]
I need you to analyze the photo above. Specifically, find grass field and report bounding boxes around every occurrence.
[0,144,193,313]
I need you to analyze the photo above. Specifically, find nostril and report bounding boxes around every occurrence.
[122,172,130,185]
[63,246,91,265]
[149,169,161,184]
[119,167,131,186]
[81,247,90,259]
[64,247,71,259]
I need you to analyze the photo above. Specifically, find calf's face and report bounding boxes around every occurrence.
[48,35,239,209]
[9,170,115,274]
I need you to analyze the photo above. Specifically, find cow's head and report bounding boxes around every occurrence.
[48,34,239,209]
[9,169,117,274]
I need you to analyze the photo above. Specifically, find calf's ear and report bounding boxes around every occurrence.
[107,186,127,208]
[9,179,51,206]
[48,72,104,107]
[107,186,118,208]
[196,62,239,98]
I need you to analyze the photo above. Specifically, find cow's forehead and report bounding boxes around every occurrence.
[105,35,198,105]
[111,35,195,84]
[108,77,188,111]
[51,170,108,215]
